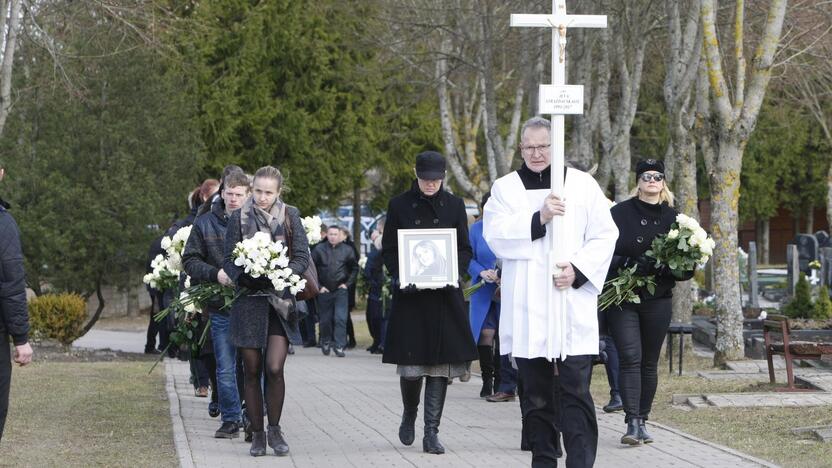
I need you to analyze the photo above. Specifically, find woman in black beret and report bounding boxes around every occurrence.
[604,159,694,446]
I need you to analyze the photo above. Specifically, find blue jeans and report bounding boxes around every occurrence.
[317,288,349,349]
[211,313,241,423]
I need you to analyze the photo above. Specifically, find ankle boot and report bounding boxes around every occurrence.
[422,376,447,454]
[267,424,289,455]
[620,417,641,445]
[398,377,422,446]
[249,431,267,456]
[477,345,494,398]
[638,420,654,444]
[603,393,623,413]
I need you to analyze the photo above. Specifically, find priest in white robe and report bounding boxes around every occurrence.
[483,116,618,468]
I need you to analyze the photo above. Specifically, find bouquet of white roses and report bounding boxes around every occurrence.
[598,213,715,310]
[143,226,192,291]
[301,215,323,245]
[143,254,180,291]
[162,225,192,272]
[233,231,307,295]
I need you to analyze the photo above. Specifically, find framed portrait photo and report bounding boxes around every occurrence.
[397,228,459,290]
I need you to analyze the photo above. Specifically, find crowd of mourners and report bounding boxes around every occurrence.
[0,115,694,467]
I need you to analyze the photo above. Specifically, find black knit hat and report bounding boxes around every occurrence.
[415,151,446,180]
[635,159,665,177]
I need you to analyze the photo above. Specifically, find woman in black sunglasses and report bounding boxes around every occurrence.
[603,159,694,446]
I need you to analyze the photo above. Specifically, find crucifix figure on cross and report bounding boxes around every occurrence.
[511,1,606,359]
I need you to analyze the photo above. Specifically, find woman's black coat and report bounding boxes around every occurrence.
[222,205,308,348]
[606,197,694,301]
[381,182,477,366]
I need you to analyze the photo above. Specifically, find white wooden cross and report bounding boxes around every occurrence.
[511,0,606,360]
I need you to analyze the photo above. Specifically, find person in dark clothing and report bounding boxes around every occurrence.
[605,159,694,445]
[339,226,359,349]
[0,200,33,441]
[311,226,359,357]
[183,171,251,439]
[223,166,308,457]
[144,235,168,355]
[598,309,623,413]
[364,220,386,354]
[382,151,477,455]
[196,165,245,217]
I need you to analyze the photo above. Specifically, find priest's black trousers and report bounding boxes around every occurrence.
[515,355,597,468]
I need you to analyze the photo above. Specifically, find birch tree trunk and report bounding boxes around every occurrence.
[700,0,788,365]
[664,0,702,327]
[0,0,22,138]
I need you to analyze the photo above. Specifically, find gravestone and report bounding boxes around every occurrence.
[815,230,830,249]
[793,234,818,274]
[822,247,832,290]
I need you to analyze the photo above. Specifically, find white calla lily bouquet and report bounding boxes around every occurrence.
[598,214,715,310]
[233,231,307,295]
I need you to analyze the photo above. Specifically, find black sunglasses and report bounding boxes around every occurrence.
[639,173,665,182]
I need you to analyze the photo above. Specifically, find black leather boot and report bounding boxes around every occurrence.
[477,345,494,398]
[249,431,267,456]
[603,393,623,413]
[267,424,289,455]
[398,377,422,446]
[638,420,654,444]
[620,417,641,445]
[423,376,448,454]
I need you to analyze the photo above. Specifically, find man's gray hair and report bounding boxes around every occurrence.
[521,116,551,139]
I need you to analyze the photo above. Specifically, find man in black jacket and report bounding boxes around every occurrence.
[312,225,358,357]
[182,171,250,439]
[0,165,33,441]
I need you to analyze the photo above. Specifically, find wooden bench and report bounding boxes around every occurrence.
[763,314,832,391]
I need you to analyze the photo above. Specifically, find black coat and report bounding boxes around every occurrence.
[606,197,694,301]
[183,200,230,312]
[311,241,358,291]
[0,206,29,345]
[381,182,477,366]
[223,205,308,348]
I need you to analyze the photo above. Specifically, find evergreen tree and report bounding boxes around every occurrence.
[813,286,832,320]
[783,273,813,319]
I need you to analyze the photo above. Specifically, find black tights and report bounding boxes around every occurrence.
[606,297,672,420]
[240,335,289,432]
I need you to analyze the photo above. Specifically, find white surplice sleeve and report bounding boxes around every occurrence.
[568,175,619,295]
[482,176,538,260]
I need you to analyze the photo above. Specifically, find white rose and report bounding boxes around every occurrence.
[667,229,679,240]
[160,236,172,250]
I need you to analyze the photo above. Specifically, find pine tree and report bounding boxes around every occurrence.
[783,273,813,319]
[813,286,832,320]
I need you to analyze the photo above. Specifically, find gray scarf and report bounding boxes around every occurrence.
[238,197,295,321]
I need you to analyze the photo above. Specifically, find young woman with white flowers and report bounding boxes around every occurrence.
[604,159,695,446]
[222,165,309,457]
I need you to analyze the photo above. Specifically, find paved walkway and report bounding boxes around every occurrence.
[166,347,777,468]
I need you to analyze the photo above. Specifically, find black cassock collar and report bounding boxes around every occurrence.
[517,163,567,190]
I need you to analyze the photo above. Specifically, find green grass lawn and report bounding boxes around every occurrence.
[589,353,832,468]
[2,361,177,467]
